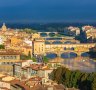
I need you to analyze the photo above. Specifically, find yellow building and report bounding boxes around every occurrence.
[0,49,21,75]
[33,38,45,55]
[22,46,32,57]
[9,45,32,57]
[32,33,40,40]
[0,49,20,62]
[10,36,22,46]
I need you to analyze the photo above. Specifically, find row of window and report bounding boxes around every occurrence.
[0,56,17,60]
[35,47,44,52]
[2,62,14,65]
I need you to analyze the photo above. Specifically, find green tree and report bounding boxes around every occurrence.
[49,69,57,81]
[28,51,31,59]
[50,67,96,90]
[63,69,72,87]
[31,57,37,62]
[43,56,49,63]
[20,54,29,60]
[72,70,81,88]
[0,45,5,49]
[92,78,96,90]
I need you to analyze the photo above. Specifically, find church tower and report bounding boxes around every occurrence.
[2,23,7,32]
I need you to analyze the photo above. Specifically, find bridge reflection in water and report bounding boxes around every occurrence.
[46,53,96,72]
[46,52,89,59]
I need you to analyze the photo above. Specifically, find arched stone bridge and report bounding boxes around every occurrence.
[45,43,96,56]
[45,39,80,44]
[38,32,58,36]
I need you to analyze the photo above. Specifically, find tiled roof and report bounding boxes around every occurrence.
[11,80,31,90]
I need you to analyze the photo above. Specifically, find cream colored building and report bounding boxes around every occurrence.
[0,49,20,62]
[33,38,45,55]
[38,66,53,84]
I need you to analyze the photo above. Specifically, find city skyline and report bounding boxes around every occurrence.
[0,0,96,23]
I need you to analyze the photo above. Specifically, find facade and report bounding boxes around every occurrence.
[0,49,20,62]
[58,26,80,36]
[0,36,6,45]
[82,25,96,42]
[33,38,45,55]
[13,60,43,79]
[38,68,53,84]
[67,26,80,36]
[85,29,96,42]
[0,49,21,75]
[21,46,32,57]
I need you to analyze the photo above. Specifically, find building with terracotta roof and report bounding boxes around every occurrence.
[0,73,31,90]
[13,62,43,79]
[82,26,96,42]
[0,49,21,75]
[0,49,20,62]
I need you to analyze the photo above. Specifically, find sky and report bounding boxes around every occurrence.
[0,0,96,23]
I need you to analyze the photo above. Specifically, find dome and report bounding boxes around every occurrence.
[2,23,7,32]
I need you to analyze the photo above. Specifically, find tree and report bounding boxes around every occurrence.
[28,51,31,59]
[72,70,81,88]
[64,69,72,87]
[20,54,29,60]
[50,67,96,90]
[0,45,5,49]
[31,57,37,62]
[49,69,57,81]
[92,78,96,90]
[43,56,49,63]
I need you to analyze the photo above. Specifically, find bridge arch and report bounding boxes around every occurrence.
[46,53,57,59]
[40,33,47,37]
[70,47,74,50]
[49,33,56,37]
[64,47,74,50]
[61,52,77,59]
[81,52,90,57]
[64,47,67,50]
[64,41,76,44]
[45,41,51,44]
[52,41,63,44]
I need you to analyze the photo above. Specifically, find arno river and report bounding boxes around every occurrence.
[46,53,96,73]
[44,36,96,73]
[40,33,96,73]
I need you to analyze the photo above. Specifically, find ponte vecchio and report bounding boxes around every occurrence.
[33,37,96,56]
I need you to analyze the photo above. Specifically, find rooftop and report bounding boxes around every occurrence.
[0,73,6,78]
[2,76,15,82]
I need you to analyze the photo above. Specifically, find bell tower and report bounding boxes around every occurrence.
[2,23,7,32]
